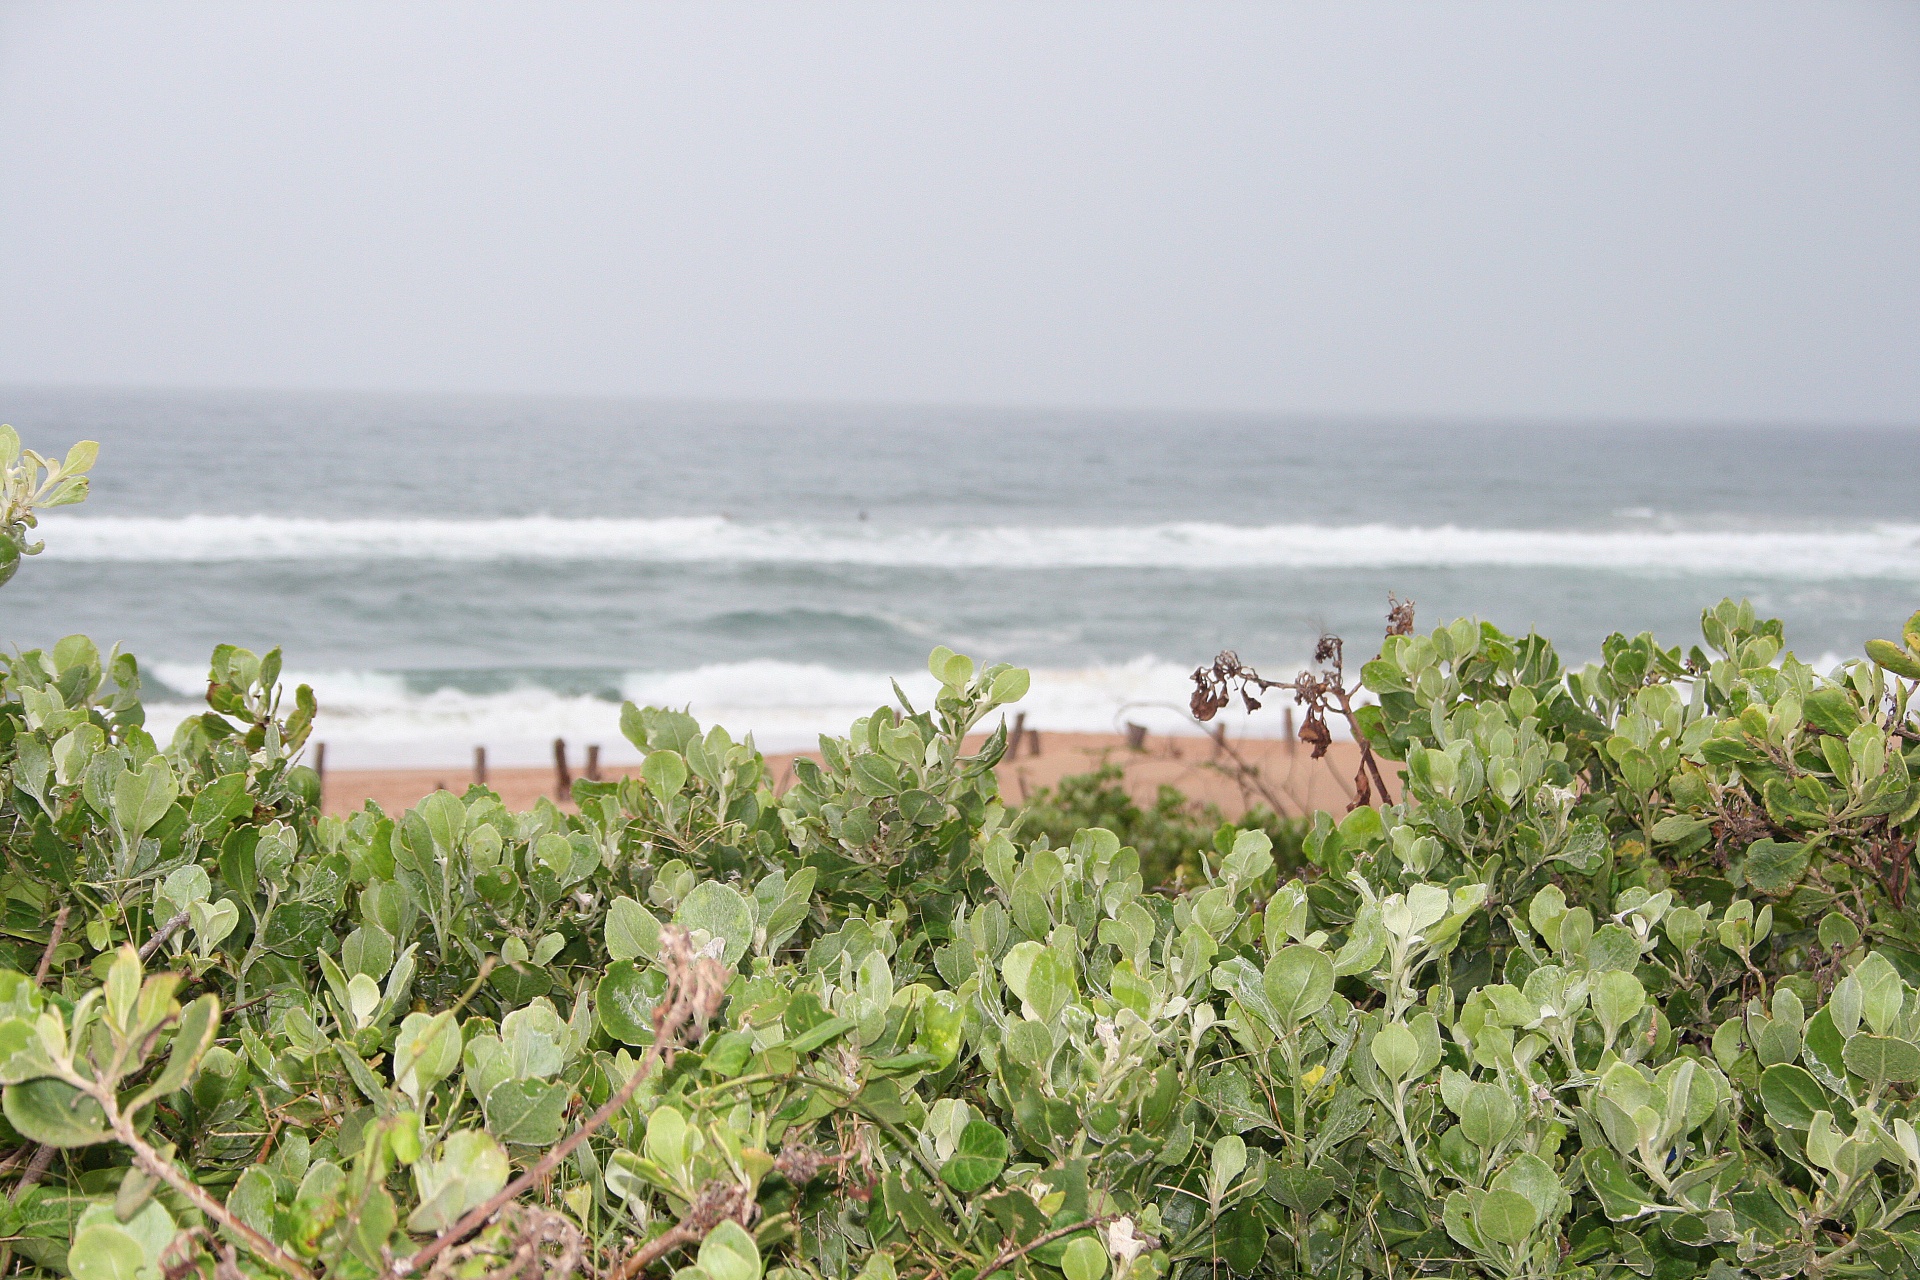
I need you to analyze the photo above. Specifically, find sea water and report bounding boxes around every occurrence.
[2,387,1914,765]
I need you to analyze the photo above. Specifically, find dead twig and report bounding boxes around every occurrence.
[1191,598,1410,812]
[33,904,70,985]
[93,1087,315,1280]
[976,1213,1119,1280]
[423,1206,582,1280]
[602,1182,757,1280]
[600,1137,837,1279]
[388,927,729,1280]
[9,1143,55,1202]
[140,908,192,962]
[1204,726,1300,818]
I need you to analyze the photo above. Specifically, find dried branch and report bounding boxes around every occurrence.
[602,1181,757,1280]
[9,1143,55,1203]
[1204,726,1302,818]
[388,927,729,1280]
[94,1085,315,1280]
[140,908,193,962]
[975,1213,1119,1280]
[1190,600,1406,811]
[34,904,70,986]
[423,1207,582,1280]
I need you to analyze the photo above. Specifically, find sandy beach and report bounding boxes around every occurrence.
[317,728,1398,820]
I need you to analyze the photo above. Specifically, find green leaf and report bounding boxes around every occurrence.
[483,1078,569,1146]
[1802,1007,1851,1094]
[939,1119,1009,1193]
[333,1038,391,1106]
[1841,1034,1920,1091]
[1494,1151,1564,1228]
[1866,639,1920,681]
[1371,1022,1420,1083]
[1819,912,1862,953]
[61,440,99,476]
[1581,1148,1659,1221]
[394,1011,462,1101]
[1802,687,1860,737]
[1460,1083,1519,1151]
[261,903,332,958]
[225,1167,278,1242]
[674,882,754,967]
[786,1015,857,1055]
[605,897,662,963]
[68,1223,144,1280]
[127,994,219,1111]
[1740,840,1810,895]
[1443,1191,1481,1252]
[851,754,901,798]
[1650,814,1712,846]
[409,1130,510,1233]
[696,1220,762,1280]
[1263,945,1334,1029]
[111,761,178,841]
[989,668,1031,704]
[1759,1063,1830,1129]
[642,749,688,800]
[1593,971,1646,1040]
[3,1077,109,1147]
[928,646,973,689]
[1061,1236,1108,1280]
[189,899,240,952]
[1213,1205,1267,1274]
[1268,1163,1335,1214]
[1475,1189,1540,1246]
[596,961,656,1045]
[1210,1133,1248,1193]
[488,963,552,1008]
[1022,949,1075,1022]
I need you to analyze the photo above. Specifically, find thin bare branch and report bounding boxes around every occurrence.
[100,1092,315,1280]
[602,1182,756,1280]
[388,927,729,1280]
[140,908,193,962]
[976,1213,1118,1280]
[34,904,70,986]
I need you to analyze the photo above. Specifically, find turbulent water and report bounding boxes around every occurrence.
[3,387,1914,765]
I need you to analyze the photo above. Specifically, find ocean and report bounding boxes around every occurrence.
[3,387,1914,766]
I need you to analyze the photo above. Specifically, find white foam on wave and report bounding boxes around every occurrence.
[138,657,1289,769]
[35,514,1920,578]
[134,648,1875,770]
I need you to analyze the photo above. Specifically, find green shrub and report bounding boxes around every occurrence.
[3,431,1920,1280]
[1016,764,1306,890]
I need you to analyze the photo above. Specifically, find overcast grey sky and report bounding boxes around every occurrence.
[2,2,1916,422]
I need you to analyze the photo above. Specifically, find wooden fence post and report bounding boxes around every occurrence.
[474,746,487,786]
[585,744,601,782]
[553,738,571,797]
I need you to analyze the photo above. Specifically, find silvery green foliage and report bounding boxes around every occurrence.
[0,426,95,587]
[4,433,1920,1280]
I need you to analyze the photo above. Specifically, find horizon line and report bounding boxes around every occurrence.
[2,378,1916,434]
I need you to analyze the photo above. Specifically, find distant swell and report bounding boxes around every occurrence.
[36,514,1920,578]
